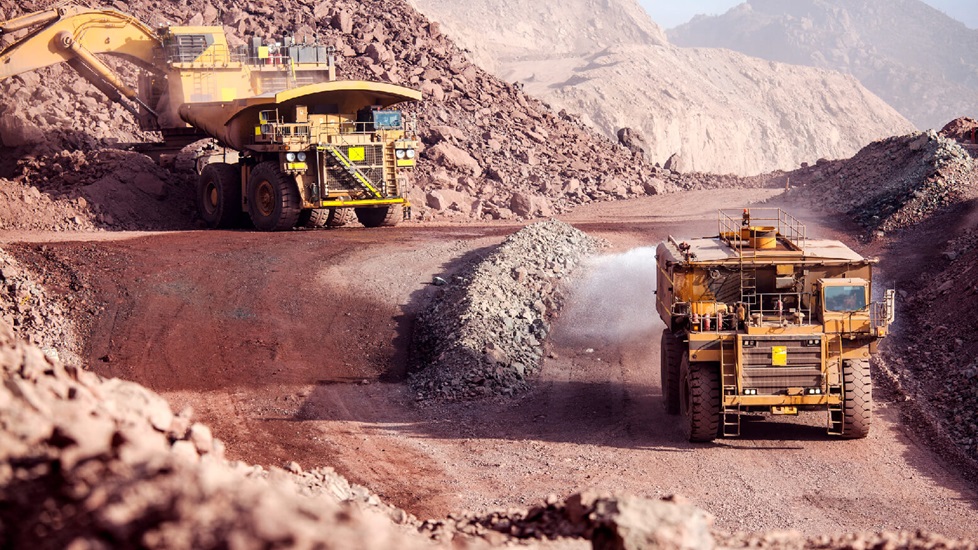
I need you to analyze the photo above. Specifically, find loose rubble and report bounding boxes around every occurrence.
[410,220,603,400]
[0,247,82,365]
[0,316,436,549]
[781,124,977,235]
[423,491,715,549]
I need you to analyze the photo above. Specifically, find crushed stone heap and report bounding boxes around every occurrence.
[783,127,976,234]
[410,219,603,400]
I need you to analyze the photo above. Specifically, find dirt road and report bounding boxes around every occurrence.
[6,189,978,537]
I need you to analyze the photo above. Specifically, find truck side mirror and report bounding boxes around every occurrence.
[884,288,895,325]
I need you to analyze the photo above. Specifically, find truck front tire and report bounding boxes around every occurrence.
[841,359,872,439]
[247,162,300,231]
[355,205,402,228]
[680,354,721,442]
[660,329,682,415]
[197,163,242,229]
[306,207,353,228]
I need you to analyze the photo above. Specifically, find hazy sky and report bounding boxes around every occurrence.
[639,0,978,29]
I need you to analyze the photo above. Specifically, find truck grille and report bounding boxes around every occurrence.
[324,144,386,195]
[741,336,822,395]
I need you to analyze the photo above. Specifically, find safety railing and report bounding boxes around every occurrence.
[745,292,813,327]
[717,208,807,250]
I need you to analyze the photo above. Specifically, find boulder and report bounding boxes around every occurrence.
[330,10,353,34]
[0,113,44,147]
[510,192,533,218]
[643,178,666,195]
[428,142,482,175]
[589,494,715,550]
[617,127,650,158]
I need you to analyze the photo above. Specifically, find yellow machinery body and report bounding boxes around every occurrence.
[655,209,894,441]
[0,6,422,230]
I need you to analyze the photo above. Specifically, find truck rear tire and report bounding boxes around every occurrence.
[355,205,402,228]
[841,359,872,439]
[306,207,353,228]
[197,163,242,229]
[680,354,721,442]
[660,329,682,415]
[247,162,301,231]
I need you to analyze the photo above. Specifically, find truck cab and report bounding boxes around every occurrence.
[656,209,894,442]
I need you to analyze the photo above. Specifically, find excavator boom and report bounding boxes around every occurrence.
[0,6,162,78]
[0,5,423,232]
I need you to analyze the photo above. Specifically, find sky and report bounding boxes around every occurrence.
[638,0,978,30]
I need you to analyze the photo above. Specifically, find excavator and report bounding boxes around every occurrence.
[0,6,421,230]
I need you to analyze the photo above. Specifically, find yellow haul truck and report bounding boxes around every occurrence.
[656,209,894,442]
[0,6,420,230]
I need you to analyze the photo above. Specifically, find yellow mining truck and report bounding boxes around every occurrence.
[0,6,420,230]
[656,209,894,442]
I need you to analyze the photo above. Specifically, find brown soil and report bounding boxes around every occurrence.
[6,188,978,541]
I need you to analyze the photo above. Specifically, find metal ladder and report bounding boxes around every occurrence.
[827,336,845,435]
[720,338,741,437]
[322,145,383,199]
[382,143,398,196]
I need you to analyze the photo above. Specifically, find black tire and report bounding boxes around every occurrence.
[355,204,402,228]
[197,163,242,229]
[247,161,301,231]
[660,329,683,415]
[306,207,354,228]
[297,209,313,227]
[841,359,872,439]
[680,354,721,442]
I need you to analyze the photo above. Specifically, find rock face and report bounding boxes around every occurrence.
[409,0,914,176]
[405,0,668,73]
[669,0,978,131]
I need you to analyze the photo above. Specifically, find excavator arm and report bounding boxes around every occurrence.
[0,6,164,120]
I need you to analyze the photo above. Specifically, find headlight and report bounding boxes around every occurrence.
[286,152,297,162]
[396,149,406,159]
[406,149,415,159]
[297,152,307,162]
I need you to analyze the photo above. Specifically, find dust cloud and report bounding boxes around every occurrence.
[557,247,661,345]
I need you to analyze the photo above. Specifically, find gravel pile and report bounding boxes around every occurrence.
[422,491,715,549]
[410,220,603,400]
[0,248,83,365]
[0,318,432,549]
[0,147,199,231]
[782,124,976,234]
[717,529,977,549]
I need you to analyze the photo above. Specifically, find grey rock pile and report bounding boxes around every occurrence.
[422,491,716,549]
[0,248,82,365]
[410,220,603,400]
[782,126,976,234]
[0,317,432,549]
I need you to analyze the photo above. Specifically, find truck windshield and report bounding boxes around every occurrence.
[372,110,403,129]
[824,285,867,312]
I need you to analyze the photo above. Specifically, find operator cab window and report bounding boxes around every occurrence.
[824,285,867,312]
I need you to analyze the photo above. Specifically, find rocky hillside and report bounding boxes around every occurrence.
[405,0,667,72]
[0,0,673,229]
[409,0,914,176]
[669,0,978,131]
